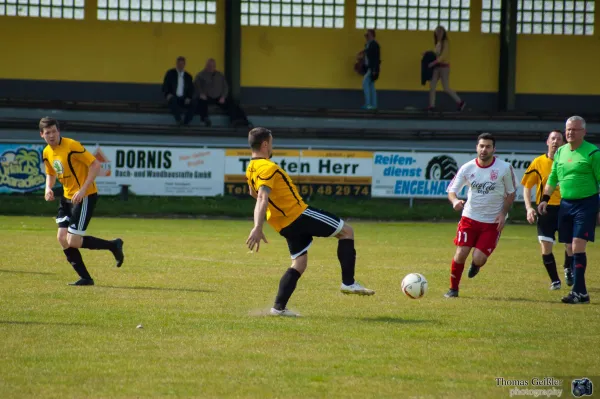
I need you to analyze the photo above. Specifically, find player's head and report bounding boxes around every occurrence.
[176,56,186,71]
[476,132,495,163]
[546,130,564,153]
[365,29,375,41]
[434,25,447,43]
[565,115,586,145]
[39,117,60,146]
[248,127,273,158]
[205,58,216,73]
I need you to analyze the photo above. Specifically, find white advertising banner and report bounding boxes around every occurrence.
[372,151,540,202]
[224,149,373,197]
[88,145,225,196]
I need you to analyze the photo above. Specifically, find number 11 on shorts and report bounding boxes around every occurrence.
[457,231,468,243]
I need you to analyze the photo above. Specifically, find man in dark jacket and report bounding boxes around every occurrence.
[162,56,195,125]
[362,29,380,110]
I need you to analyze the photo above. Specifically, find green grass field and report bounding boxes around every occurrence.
[0,216,599,399]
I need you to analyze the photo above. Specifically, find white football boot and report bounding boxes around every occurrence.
[340,282,375,296]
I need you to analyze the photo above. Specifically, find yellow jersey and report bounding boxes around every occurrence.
[43,137,98,200]
[521,154,561,206]
[246,158,308,232]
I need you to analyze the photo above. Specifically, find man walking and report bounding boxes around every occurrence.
[538,116,600,304]
[521,130,573,290]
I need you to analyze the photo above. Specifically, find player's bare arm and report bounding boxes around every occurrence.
[246,186,270,252]
[537,184,556,215]
[495,191,515,232]
[72,160,101,204]
[45,174,56,201]
[522,186,536,224]
[248,184,257,199]
[448,191,464,211]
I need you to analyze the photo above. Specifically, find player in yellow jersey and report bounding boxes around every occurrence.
[521,130,573,290]
[244,127,375,317]
[40,117,124,286]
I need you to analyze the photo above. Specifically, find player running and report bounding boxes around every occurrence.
[444,133,516,298]
[40,117,124,286]
[521,130,573,290]
[245,127,374,317]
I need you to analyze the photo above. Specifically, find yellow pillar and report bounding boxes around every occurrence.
[345,0,356,31]
[471,0,482,34]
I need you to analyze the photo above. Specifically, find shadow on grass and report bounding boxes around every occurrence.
[0,269,54,275]
[98,285,214,294]
[0,320,85,327]
[360,316,439,324]
[464,296,597,305]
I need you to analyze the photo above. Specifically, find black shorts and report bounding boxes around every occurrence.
[537,205,560,243]
[279,207,344,259]
[56,193,98,236]
[558,195,599,243]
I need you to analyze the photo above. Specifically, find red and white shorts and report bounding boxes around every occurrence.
[453,216,501,257]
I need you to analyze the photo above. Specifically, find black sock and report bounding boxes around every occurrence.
[564,252,574,272]
[63,248,92,280]
[273,268,301,310]
[542,253,560,282]
[337,239,356,286]
[82,236,116,251]
[573,253,587,295]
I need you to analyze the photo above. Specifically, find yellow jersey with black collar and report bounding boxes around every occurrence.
[246,157,308,232]
[43,137,97,200]
[521,153,561,206]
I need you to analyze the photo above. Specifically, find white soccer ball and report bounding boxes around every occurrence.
[401,273,428,299]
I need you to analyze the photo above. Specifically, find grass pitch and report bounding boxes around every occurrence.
[0,216,599,399]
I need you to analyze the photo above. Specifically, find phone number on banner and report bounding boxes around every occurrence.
[225,183,371,197]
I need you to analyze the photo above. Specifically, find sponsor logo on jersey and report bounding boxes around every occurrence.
[490,169,498,181]
[53,160,64,174]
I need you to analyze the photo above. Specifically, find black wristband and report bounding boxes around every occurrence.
[542,195,551,203]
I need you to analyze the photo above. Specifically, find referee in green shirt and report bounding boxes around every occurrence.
[538,116,600,304]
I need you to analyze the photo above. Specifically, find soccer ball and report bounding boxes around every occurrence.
[401,273,428,299]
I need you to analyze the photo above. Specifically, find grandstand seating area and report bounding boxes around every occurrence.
[1,97,599,144]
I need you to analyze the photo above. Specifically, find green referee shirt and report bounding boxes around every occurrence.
[547,140,600,200]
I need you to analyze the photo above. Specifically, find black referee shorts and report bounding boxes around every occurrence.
[558,195,599,243]
[537,205,560,243]
[279,206,344,259]
[56,193,98,236]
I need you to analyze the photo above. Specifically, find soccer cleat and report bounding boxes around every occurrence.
[550,281,561,290]
[269,308,300,317]
[340,282,375,296]
[564,268,574,287]
[467,264,480,278]
[444,289,459,298]
[68,278,94,286]
[561,292,590,304]
[112,239,125,268]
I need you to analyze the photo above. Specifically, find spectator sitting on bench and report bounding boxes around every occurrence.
[162,56,195,125]
[193,58,249,127]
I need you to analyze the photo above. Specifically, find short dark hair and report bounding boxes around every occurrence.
[248,127,272,150]
[477,132,495,147]
[550,129,562,135]
[39,117,59,132]
[366,29,376,37]
[177,56,185,62]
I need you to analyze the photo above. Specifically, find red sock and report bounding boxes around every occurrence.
[450,260,465,290]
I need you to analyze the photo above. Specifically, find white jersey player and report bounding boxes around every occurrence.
[443,133,516,298]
